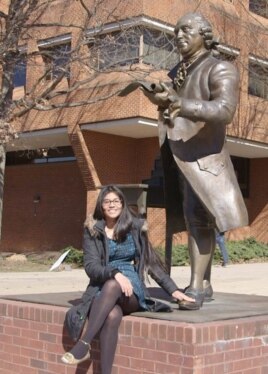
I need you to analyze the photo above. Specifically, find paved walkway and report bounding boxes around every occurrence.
[0,262,267,297]
[0,262,267,324]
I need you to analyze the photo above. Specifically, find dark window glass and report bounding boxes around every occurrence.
[88,27,177,71]
[13,56,27,87]
[231,156,250,198]
[248,60,268,99]
[90,30,140,70]
[249,0,268,18]
[41,43,71,81]
[6,146,75,165]
[142,155,165,208]
[142,29,177,70]
[216,50,237,62]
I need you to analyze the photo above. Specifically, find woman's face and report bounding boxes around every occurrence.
[102,192,123,221]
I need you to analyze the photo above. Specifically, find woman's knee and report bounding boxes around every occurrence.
[102,279,121,293]
[105,306,123,328]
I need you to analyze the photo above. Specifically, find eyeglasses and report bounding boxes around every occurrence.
[102,198,122,206]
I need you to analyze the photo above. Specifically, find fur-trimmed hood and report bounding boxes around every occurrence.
[84,214,148,237]
[84,214,99,236]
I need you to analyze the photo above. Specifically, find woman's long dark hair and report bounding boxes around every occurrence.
[94,185,167,271]
[93,185,134,242]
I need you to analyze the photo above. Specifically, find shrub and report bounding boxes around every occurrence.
[155,245,189,266]
[61,237,268,268]
[156,237,268,266]
[61,246,84,267]
[225,237,268,263]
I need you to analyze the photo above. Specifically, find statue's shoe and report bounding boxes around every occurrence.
[183,282,214,302]
[178,287,205,310]
[203,282,213,302]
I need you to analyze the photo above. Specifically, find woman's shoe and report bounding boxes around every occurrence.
[61,340,91,365]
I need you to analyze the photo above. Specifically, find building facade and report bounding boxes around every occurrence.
[1,0,267,253]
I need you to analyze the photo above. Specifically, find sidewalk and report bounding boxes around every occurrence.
[0,262,267,297]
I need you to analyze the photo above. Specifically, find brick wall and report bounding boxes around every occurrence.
[0,299,268,373]
[247,158,268,243]
[83,131,159,185]
[0,162,87,252]
[2,149,267,255]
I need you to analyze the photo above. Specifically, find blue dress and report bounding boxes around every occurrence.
[108,233,148,310]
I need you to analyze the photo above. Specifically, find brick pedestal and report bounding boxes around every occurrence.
[0,299,268,374]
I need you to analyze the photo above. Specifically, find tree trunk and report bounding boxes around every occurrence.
[0,145,6,240]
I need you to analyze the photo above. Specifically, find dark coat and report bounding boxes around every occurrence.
[82,215,178,303]
[159,52,248,233]
[65,215,177,341]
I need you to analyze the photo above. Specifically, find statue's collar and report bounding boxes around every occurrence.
[168,51,210,80]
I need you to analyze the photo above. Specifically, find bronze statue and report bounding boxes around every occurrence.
[120,12,248,310]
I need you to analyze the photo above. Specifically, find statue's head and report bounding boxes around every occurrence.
[174,12,216,59]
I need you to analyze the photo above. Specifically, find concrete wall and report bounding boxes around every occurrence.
[0,162,86,252]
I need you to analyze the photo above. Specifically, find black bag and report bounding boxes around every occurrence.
[64,301,91,341]
[145,298,173,313]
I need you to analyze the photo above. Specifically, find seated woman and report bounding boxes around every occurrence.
[61,185,194,373]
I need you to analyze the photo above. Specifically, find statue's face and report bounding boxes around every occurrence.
[174,15,205,59]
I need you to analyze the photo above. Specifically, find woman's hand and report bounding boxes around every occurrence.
[114,273,133,297]
[171,290,195,302]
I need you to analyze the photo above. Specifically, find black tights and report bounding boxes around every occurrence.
[69,279,140,374]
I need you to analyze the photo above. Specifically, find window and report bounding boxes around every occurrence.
[142,29,177,70]
[89,31,140,70]
[89,27,177,71]
[248,57,268,99]
[216,45,239,63]
[216,51,236,63]
[142,154,165,208]
[6,146,75,165]
[13,55,27,87]
[41,43,71,81]
[249,0,268,18]
[231,156,250,198]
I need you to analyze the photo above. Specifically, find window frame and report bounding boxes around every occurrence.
[38,34,72,82]
[248,55,268,100]
[88,26,177,72]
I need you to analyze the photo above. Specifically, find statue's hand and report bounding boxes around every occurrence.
[141,86,169,107]
[161,94,182,128]
[141,81,177,108]
[168,98,182,121]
